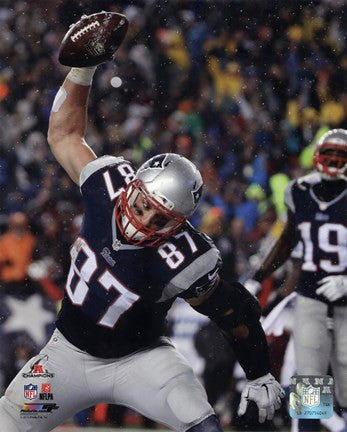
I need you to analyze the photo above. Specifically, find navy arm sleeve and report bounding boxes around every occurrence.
[192,278,270,380]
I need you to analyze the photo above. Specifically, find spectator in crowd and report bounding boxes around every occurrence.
[0,212,36,292]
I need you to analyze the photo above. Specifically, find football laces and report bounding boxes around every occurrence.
[71,21,100,43]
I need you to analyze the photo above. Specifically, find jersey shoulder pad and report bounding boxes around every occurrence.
[284,172,321,212]
[157,227,222,302]
[80,155,126,186]
[185,222,217,249]
[178,256,222,300]
[80,155,136,205]
[296,172,321,190]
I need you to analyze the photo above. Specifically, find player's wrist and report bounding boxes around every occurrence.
[67,67,97,86]
[249,372,273,384]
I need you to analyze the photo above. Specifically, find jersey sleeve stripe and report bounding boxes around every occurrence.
[79,155,125,186]
[157,247,221,302]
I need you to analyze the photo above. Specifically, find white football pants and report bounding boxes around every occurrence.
[293,294,347,407]
[0,329,214,432]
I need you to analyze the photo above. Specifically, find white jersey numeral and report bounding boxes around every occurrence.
[118,163,136,184]
[158,231,197,269]
[97,271,140,328]
[298,222,317,271]
[298,222,347,272]
[103,163,136,201]
[66,238,139,327]
[319,223,347,272]
[158,242,185,269]
[174,231,198,253]
[66,239,97,304]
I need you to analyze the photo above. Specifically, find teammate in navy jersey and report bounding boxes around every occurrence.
[0,16,284,432]
[245,129,347,432]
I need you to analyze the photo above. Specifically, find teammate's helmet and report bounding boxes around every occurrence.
[116,153,203,247]
[313,128,347,181]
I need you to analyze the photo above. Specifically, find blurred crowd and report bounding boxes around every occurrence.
[0,0,346,429]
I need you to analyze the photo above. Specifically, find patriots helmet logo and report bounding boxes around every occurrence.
[192,184,203,205]
[146,154,167,169]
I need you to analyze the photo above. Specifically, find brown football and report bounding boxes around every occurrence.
[58,12,128,67]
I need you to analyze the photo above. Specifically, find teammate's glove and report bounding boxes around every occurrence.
[244,279,262,296]
[316,276,347,302]
[237,373,285,423]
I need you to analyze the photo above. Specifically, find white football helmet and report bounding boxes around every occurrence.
[313,128,347,181]
[116,153,203,247]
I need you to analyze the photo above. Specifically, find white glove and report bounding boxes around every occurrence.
[316,276,347,302]
[244,279,262,296]
[238,373,285,423]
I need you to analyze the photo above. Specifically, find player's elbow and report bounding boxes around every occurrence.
[47,128,62,154]
[47,115,69,149]
[48,109,77,150]
[47,108,61,146]
[47,124,57,149]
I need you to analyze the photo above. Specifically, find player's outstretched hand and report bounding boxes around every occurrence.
[237,373,285,423]
[316,276,347,302]
[58,11,128,67]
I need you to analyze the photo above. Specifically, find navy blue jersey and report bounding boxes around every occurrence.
[56,156,221,358]
[284,173,347,304]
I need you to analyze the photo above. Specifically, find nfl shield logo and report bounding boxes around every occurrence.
[302,385,320,407]
[24,384,38,400]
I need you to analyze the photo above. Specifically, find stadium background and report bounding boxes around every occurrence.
[0,0,346,430]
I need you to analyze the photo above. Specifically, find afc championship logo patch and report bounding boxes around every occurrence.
[289,375,334,419]
[22,356,55,379]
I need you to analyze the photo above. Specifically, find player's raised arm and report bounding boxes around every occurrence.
[48,69,97,185]
[47,12,128,185]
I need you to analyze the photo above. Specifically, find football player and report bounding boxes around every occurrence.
[0,16,284,432]
[245,129,347,432]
